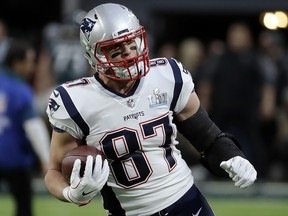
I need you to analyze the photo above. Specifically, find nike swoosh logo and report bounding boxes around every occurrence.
[82,189,98,196]
[192,207,202,216]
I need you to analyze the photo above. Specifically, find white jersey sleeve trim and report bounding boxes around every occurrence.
[167,58,194,114]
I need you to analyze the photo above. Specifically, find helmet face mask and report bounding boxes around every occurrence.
[95,26,150,80]
[80,3,150,81]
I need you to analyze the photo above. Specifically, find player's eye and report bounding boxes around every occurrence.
[130,46,137,50]
[111,52,121,58]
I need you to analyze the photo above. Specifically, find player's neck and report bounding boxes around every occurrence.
[99,74,137,95]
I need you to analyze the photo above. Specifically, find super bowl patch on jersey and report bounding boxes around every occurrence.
[148,88,167,108]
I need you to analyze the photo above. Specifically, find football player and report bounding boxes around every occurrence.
[45,3,257,216]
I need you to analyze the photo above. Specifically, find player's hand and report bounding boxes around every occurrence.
[220,156,257,189]
[63,155,109,206]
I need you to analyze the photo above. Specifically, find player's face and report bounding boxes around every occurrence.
[96,33,149,81]
[104,39,138,63]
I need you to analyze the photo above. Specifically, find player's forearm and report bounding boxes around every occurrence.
[45,169,69,202]
[175,105,245,177]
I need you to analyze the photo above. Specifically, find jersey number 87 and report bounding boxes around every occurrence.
[100,112,176,189]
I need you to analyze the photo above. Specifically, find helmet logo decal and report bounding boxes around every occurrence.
[80,18,96,41]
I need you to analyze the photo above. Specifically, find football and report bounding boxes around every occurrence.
[61,145,105,183]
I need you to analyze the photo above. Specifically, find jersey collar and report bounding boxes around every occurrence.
[93,73,141,98]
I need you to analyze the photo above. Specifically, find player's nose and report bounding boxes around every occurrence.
[121,44,132,57]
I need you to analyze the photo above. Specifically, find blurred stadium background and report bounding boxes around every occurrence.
[1,0,288,55]
[1,0,288,215]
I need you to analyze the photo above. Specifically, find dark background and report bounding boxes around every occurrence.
[0,0,287,52]
[0,0,61,38]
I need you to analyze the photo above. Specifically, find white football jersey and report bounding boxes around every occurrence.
[47,57,195,216]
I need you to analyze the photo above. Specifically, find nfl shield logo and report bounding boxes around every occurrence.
[127,99,135,108]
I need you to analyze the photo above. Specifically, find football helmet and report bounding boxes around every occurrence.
[80,3,150,80]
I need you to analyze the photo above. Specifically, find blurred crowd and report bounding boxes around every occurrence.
[1,18,288,184]
[156,22,288,182]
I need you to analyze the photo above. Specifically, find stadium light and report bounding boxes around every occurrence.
[275,11,288,28]
[260,11,288,30]
[263,12,278,30]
